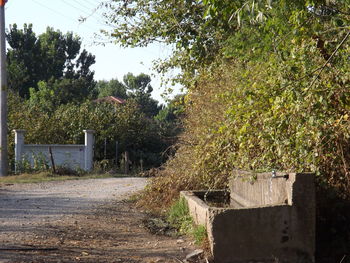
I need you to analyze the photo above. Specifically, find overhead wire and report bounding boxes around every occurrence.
[67,0,117,31]
[70,0,106,23]
[29,0,103,33]
[60,0,108,28]
[83,0,102,9]
[31,0,78,25]
[71,0,97,12]
[24,0,112,46]
[61,0,114,45]
[69,0,107,21]
[61,0,93,17]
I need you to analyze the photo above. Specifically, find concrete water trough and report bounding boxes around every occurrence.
[181,171,315,263]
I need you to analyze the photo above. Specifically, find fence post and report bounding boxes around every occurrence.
[48,146,56,174]
[13,129,25,173]
[124,150,129,174]
[104,138,107,159]
[115,141,119,166]
[83,130,94,171]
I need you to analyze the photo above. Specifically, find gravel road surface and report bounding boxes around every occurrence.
[0,177,196,263]
[0,177,147,226]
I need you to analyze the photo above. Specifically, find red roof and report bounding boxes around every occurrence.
[94,96,126,104]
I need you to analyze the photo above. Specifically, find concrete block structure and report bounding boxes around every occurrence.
[181,171,315,263]
[13,129,94,172]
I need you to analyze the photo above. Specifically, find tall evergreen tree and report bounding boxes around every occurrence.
[7,24,95,99]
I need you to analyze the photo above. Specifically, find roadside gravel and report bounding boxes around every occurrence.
[0,177,196,263]
[0,178,147,225]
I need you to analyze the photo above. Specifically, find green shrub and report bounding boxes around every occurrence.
[192,224,207,245]
[167,197,207,245]
[8,93,169,173]
[167,197,193,234]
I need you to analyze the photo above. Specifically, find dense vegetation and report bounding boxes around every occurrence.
[102,0,350,198]
[102,0,350,260]
[6,24,182,172]
[7,0,350,258]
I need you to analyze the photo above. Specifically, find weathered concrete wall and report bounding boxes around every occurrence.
[230,171,289,207]
[13,130,94,172]
[181,172,315,263]
[180,191,210,227]
[22,144,85,170]
[209,206,296,263]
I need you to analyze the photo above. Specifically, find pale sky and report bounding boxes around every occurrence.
[5,0,177,103]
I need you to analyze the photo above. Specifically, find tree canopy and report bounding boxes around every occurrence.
[7,24,96,99]
[109,1,350,258]
[95,78,128,99]
[95,73,161,117]
[102,0,350,81]
[123,72,160,117]
[101,0,228,83]
[6,24,175,171]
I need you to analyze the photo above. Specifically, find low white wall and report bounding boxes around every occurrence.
[13,130,94,172]
[23,144,85,170]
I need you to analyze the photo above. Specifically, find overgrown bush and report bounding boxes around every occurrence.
[141,17,350,210]
[100,0,350,259]
[139,39,350,261]
[8,92,168,172]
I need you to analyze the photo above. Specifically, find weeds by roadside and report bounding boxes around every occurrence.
[142,197,207,247]
[3,157,139,185]
[167,197,193,235]
[167,198,207,246]
[0,172,124,185]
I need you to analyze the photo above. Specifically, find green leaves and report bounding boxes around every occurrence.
[8,90,170,169]
[102,0,226,82]
[144,0,350,205]
[95,78,127,99]
[7,24,96,99]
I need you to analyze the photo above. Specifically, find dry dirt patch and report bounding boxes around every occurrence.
[0,178,196,263]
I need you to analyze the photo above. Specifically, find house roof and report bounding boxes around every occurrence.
[94,96,126,104]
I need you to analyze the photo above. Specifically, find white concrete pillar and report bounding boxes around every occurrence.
[13,129,25,173]
[83,130,94,171]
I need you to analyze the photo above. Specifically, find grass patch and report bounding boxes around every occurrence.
[0,172,125,184]
[167,197,193,234]
[167,197,207,245]
[192,224,207,245]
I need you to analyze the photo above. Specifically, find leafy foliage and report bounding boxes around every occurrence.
[135,0,350,201]
[29,78,96,112]
[5,24,176,171]
[123,72,161,117]
[95,78,127,99]
[130,1,350,258]
[95,73,161,117]
[8,91,168,170]
[7,24,95,99]
[155,94,185,142]
[101,0,232,83]
[167,197,207,245]
[167,197,192,234]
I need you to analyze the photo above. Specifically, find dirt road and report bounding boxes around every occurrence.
[0,178,196,263]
